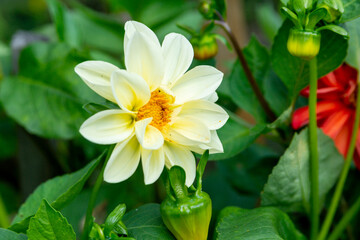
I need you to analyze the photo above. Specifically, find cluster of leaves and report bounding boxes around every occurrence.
[0,0,360,239]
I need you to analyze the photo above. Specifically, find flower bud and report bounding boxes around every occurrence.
[191,34,218,60]
[161,157,211,240]
[161,192,212,240]
[199,0,214,20]
[287,28,321,60]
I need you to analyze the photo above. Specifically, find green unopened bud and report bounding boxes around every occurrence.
[161,153,211,240]
[161,192,212,240]
[191,34,218,60]
[199,1,214,19]
[317,0,344,23]
[287,28,321,60]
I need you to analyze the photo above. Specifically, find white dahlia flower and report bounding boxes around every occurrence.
[75,21,228,186]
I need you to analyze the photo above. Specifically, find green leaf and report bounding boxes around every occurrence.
[271,20,348,100]
[216,144,280,196]
[9,153,103,233]
[122,203,175,240]
[72,5,124,54]
[261,128,344,212]
[263,70,291,116]
[0,42,101,139]
[214,206,306,240]
[229,37,270,123]
[0,228,27,240]
[345,17,360,68]
[210,112,267,160]
[256,4,283,41]
[46,0,81,47]
[27,200,76,240]
[316,24,349,36]
[0,115,16,158]
[46,0,124,52]
[0,75,88,139]
[104,203,127,237]
[340,0,360,22]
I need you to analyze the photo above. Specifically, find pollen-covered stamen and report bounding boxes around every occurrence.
[137,89,175,131]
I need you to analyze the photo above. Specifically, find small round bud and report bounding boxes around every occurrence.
[287,28,321,60]
[191,34,218,60]
[199,1,214,20]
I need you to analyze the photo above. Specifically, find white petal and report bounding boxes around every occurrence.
[163,142,196,187]
[141,147,165,185]
[178,100,229,130]
[171,66,223,105]
[80,110,135,144]
[203,92,219,103]
[104,135,141,183]
[200,130,224,153]
[135,118,164,150]
[75,61,119,102]
[124,21,160,53]
[188,131,223,154]
[125,32,164,91]
[162,33,193,86]
[111,70,151,112]
[167,117,211,146]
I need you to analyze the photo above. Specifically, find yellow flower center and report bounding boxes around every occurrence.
[137,89,175,131]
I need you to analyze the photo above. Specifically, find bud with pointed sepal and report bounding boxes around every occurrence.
[161,151,211,240]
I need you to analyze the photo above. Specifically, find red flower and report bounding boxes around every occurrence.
[292,63,360,169]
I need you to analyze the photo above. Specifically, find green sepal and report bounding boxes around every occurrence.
[176,24,197,36]
[83,102,109,115]
[292,0,314,12]
[89,222,105,240]
[196,150,209,193]
[168,166,188,200]
[113,221,128,236]
[317,0,344,22]
[306,7,327,30]
[104,203,127,237]
[316,24,348,37]
[281,7,302,29]
[213,33,232,51]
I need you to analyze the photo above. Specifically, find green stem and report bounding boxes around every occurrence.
[308,57,319,240]
[318,66,360,240]
[328,196,360,240]
[81,146,114,240]
[0,194,9,228]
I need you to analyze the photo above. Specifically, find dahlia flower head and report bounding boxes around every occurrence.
[75,21,229,186]
[292,63,360,168]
